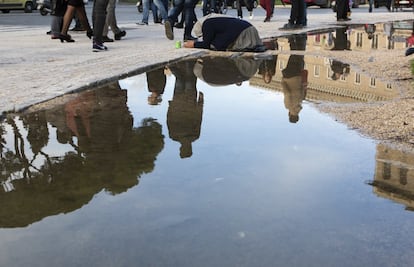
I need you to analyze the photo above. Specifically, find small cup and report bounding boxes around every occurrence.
[175,40,181,49]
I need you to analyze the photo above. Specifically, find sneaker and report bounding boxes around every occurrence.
[92,42,108,52]
[184,35,197,41]
[136,21,148,25]
[164,20,174,40]
[102,36,114,42]
[114,30,126,40]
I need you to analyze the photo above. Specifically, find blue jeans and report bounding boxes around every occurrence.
[142,0,158,23]
[168,0,198,38]
[153,0,168,21]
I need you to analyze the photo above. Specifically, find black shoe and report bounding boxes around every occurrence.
[164,20,174,40]
[263,17,270,22]
[114,30,126,40]
[174,22,184,28]
[136,21,148,25]
[46,30,51,35]
[102,36,114,42]
[59,33,75,43]
[86,30,93,39]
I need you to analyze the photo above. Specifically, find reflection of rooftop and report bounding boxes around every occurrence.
[369,144,414,211]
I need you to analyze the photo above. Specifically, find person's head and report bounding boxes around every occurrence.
[147,92,162,105]
[288,112,299,123]
[263,71,273,84]
[331,72,341,80]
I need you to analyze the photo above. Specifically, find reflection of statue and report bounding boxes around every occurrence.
[167,59,204,158]
[258,55,277,84]
[0,82,164,228]
[146,67,166,105]
[193,56,261,86]
[281,34,307,124]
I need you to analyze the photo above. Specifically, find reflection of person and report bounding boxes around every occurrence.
[332,28,349,51]
[146,67,166,105]
[258,55,277,84]
[330,59,350,80]
[167,59,204,158]
[364,23,376,40]
[193,56,261,86]
[281,34,307,124]
[185,15,265,52]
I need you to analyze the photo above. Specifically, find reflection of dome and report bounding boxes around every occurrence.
[193,57,261,86]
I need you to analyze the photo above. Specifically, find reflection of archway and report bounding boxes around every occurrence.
[0,82,165,228]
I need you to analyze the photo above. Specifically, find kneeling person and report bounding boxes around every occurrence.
[184,15,266,52]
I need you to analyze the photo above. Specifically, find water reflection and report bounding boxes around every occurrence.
[167,59,203,158]
[281,34,307,123]
[0,82,164,228]
[264,20,413,53]
[1,55,414,266]
[369,144,414,211]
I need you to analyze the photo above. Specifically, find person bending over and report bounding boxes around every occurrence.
[183,15,266,52]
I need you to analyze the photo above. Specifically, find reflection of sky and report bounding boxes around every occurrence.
[2,71,414,267]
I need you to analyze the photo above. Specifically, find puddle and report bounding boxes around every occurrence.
[1,54,414,266]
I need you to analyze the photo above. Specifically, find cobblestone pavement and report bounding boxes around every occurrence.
[0,4,412,114]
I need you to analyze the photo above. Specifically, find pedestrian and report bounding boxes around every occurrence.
[102,0,126,42]
[164,0,198,41]
[235,0,254,19]
[336,0,350,21]
[260,0,274,22]
[49,0,67,39]
[91,0,110,51]
[279,0,306,29]
[59,0,93,42]
[184,14,266,52]
[137,0,159,25]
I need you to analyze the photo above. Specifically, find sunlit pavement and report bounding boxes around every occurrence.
[0,3,412,114]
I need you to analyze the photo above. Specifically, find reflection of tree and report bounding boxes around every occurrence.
[0,82,164,228]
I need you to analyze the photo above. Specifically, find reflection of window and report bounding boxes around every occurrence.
[355,73,361,84]
[314,65,320,77]
[400,168,408,185]
[383,162,391,180]
[340,74,346,81]
[279,61,284,70]
[387,38,394,50]
[386,83,392,90]
[356,32,363,47]
[371,35,378,49]
[370,77,376,87]
[327,67,332,79]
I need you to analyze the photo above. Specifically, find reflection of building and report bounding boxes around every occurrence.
[251,54,399,102]
[371,144,414,211]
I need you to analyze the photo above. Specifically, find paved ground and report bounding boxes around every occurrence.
[0,4,413,115]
